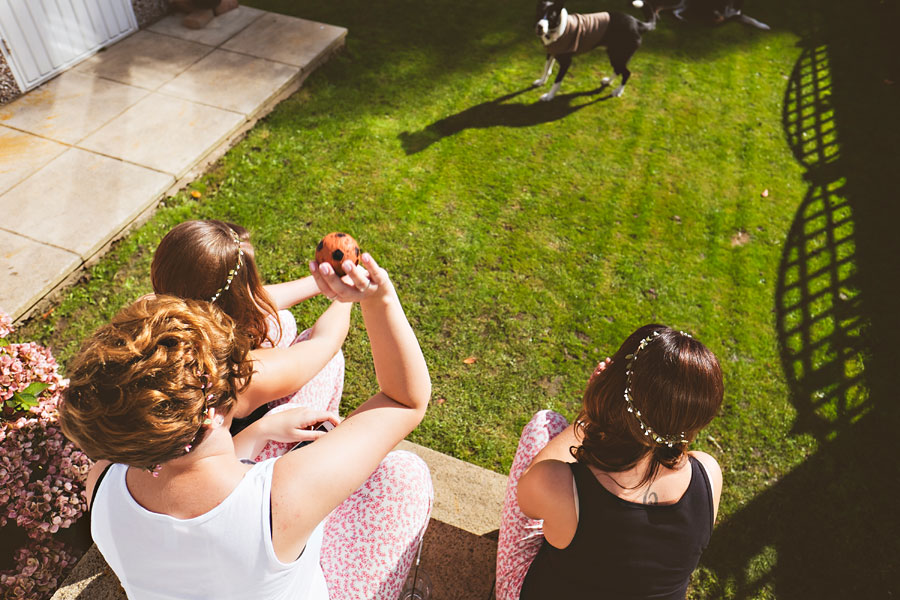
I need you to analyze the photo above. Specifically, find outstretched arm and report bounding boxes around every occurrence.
[263,276,321,310]
[232,300,352,417]
[270,254,431,562]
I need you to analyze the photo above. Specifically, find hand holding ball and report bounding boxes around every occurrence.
[315,232,361,276]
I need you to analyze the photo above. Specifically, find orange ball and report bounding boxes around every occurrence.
[315,232,361,276]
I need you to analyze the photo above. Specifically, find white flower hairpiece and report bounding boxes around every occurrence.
[623,330,691,448]
[210,228,244,303]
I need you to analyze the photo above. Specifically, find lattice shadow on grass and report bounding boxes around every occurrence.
[398,85,610,154]
[775,40,866,439]
[698,35,899,598]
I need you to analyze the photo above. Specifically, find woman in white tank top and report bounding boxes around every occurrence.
[60,253,432,600]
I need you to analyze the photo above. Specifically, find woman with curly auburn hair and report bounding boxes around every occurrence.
[151,219,350,459]
[495,325,724,600]
[61,254,433,600]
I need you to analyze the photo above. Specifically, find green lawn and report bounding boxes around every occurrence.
[13,0,899,597]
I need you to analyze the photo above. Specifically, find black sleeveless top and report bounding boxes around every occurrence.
[519,456,714,600]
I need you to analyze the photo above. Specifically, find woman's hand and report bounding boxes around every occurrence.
[310,253,393,303]
[591,356,613,380]
[259,407,340,444]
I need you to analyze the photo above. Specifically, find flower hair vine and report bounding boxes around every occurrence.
[209,228,244,303]
[184,370,223,455]
[623,330,691,448]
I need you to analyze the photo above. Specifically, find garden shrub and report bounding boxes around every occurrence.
[0,311,92,599]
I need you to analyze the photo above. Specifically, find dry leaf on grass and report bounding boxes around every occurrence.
[462,357,477,364]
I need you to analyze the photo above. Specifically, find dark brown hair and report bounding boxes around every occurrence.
[573,324,724,487]
[150,220,281,349]
[60,296,254,469]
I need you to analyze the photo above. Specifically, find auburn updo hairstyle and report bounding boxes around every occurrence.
[573,324,724,487]
[150,219,281,349]
[59,296,254,469]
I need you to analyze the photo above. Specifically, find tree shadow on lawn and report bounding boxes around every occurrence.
[398,84,612,154]
[697,2,900,596]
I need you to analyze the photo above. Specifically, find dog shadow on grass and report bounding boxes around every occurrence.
[398,84,611,155]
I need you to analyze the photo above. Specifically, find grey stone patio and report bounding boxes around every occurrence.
[0,6,346,322]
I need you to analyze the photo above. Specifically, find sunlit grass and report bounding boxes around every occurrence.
[12,0,893,596]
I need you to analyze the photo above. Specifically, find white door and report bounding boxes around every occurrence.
[0,0,137,92]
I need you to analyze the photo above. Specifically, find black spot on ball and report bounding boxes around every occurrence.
[354,246,360,257]
[336,233,346,238]
[317,240,324,251]
[332,249,344,261]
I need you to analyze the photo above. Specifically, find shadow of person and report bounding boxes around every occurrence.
[398,84,610,155]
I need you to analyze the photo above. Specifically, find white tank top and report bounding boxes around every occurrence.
[91,459,328,600]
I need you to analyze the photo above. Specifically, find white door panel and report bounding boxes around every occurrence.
[0,0,137,91]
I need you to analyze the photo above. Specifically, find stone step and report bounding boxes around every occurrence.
[396,441,505,600]
[51,441,507,600]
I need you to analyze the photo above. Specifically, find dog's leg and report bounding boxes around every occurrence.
[735,13,771,30]
[609,42,638,97]
[612,67,630,97]
[540,54,571,101]
[533,56,556,87]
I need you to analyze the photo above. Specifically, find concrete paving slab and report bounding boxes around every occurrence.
[78,93,244,176]
[0,230,81,319]
[158,49,298,116]
[0,71,148,145]
[0,127,67,195]
[421,519,497,600]
[147,6,265,47]
[398,440,507,536]
[0,148,173,259]
[73,31,213,91]
[50,545,124,600]
[221,12,347,68]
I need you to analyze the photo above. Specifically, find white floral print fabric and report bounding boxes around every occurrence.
[255,311,345,461]
[495,410,569,600]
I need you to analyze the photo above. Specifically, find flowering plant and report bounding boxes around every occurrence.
[0,310,92,599]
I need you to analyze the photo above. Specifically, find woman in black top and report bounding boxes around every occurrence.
[495,325,724,600]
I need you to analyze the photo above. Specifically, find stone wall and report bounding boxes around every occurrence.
[132,0,170,28]
[0,0,169,105]
[0,52,20,105]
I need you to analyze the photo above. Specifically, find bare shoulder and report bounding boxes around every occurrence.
[519,459,579,547]
[527,459,574,487]
[86,460,112,509]
[518,459,575,519]
[689,450,722,483]
[688,450,722,521]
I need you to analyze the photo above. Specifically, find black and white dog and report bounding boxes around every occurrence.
[634,0,770,30]
[533,0,656,100]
